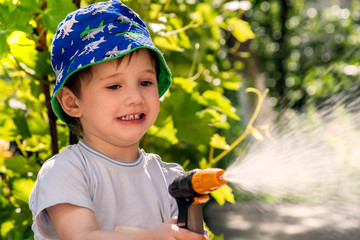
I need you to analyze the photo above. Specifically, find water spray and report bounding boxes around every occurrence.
[170,87,360,236]
[225,86,360,203]
[206,90,360,239]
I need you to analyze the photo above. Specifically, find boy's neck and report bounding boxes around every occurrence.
[81,137,140,162]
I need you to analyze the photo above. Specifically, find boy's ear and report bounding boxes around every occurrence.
[56,86,82,118]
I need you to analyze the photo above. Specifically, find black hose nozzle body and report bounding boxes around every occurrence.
[168,169,207,234]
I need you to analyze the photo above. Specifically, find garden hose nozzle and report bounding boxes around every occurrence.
[168,168,227,234]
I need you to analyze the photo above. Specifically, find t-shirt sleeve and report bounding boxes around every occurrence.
[155,158,184,218]
[29,150,93,239]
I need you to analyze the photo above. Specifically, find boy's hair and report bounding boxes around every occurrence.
[50,0,171,125]
[63,49,160,137]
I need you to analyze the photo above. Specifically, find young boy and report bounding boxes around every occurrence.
[29,1,207,239]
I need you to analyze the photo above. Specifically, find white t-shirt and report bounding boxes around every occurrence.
[29,140,184,239]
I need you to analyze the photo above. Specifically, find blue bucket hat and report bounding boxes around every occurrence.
[50,0,171,124]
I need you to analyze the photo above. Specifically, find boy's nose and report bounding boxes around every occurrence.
[124,86,145,106]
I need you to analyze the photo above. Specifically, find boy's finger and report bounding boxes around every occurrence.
[166,216,178,224]
[175,227,208,240]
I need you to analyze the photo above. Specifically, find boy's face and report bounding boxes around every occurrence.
[76,49,160,156]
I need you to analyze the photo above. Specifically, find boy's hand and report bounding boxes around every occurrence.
[146,217,208,240]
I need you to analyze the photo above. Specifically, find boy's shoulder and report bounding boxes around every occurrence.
[39,143,84,173]
[143,150,184,181]
[145,151,184,171]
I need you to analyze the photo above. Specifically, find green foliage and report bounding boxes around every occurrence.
[0,153,39,239]
[210,185,235,206]
[246,0,360,108]
[0,0,252,238]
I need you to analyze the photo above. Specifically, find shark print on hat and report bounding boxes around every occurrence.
[56,13,79,39]
[78,36,107,56]
[115,16,139,28]
[80,1,114,16]
[104,43,132,59]
[80,20,107,41]
[107,23,118,32]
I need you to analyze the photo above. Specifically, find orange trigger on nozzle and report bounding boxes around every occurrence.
[192,195,210,205]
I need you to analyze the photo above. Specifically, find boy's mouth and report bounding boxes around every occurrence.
[118,113,144,121]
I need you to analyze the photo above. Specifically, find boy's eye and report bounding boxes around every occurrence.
[140,80,153,87]
[107,84,121,90]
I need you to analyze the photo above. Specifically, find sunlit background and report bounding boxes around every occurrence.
[0,0,359,239]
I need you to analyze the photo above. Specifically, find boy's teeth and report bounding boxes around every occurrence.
[120,114,141,120]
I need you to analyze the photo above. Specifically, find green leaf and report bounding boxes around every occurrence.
[0,154,4,170]
[222,81,241,90]
[168,17,191,49]
[202,90,240,120]
[210,134,229,150]
[0,62,13,82]
[209,233,224,240]
[18,0,39,13]
[29,78,42,99]
[154,36,184,52]
[150,117,179,145]
[4,156,28,174]
[12,178,35,203]
[39,0,77,33]
[210,184,235,205]
[35,51,53,77]
[195,3,222,42]
[205,222,224,240]
[166,90,213,145]
[12,110,31,139]
[23,135,50,152]
[197,109,230,129]
[0,116,16,140]
[1,220,15,238]
[199,157,209,169]
[0,2,33,34]
[7,31,37,70]
[0,34,9,57]
[173,77,197,93]
[219,71,242,91]
[226,17,255,42]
